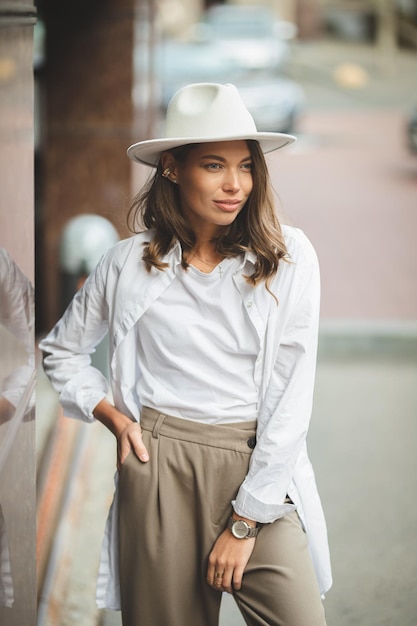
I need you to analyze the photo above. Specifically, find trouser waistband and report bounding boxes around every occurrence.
[140,406,257,453]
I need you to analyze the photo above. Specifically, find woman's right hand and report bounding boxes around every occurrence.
[117,421,149,470]
[93,398,150,470]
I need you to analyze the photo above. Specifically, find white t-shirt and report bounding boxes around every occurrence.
[136,256,259,423]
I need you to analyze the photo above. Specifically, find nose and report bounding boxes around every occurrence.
[222,168,240,193]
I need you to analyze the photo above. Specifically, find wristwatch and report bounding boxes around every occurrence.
[228,517,260,539]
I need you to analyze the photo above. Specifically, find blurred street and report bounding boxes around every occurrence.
[272,38,417,322]
[36,34,417,626]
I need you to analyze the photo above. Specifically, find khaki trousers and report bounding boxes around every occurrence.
[117,407,326,626]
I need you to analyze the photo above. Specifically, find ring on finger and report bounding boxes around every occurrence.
[215,572,223,579]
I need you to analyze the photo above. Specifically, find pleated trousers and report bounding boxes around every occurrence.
[117,407,326,626]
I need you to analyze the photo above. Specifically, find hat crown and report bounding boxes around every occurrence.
[126,82,296,166]
[165,83,258,140]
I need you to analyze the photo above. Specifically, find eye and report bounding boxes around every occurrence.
[204,162,223,171]
[241,162,252,172]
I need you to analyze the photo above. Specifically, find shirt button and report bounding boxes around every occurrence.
[246,301,253,308]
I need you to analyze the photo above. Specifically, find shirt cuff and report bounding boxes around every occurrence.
[232,487,296,524]
[60,368,109,422]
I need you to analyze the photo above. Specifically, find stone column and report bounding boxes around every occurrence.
[39,0,138,329]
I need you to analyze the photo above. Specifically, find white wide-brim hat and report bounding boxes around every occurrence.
[127,82,296,167]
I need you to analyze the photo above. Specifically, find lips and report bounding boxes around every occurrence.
[213,200,242,212]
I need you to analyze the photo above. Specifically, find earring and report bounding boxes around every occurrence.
[162,167,171,178]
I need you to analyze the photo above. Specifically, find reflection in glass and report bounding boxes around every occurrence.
[0,504,13,608]
[0,247,35,439]
[0,0,37,620]
[0,248,35,612]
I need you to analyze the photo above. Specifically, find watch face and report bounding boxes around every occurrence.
[231,520,250,539]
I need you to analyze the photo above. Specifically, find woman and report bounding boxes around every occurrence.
[40,82,332,626]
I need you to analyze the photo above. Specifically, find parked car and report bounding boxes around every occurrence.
[193,4,297,74]
[151,29,304,133]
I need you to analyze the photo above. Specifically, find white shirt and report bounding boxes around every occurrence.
[137,256,259,422]
[39,224,333,605]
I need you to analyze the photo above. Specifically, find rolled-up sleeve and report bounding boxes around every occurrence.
[234,237,320,523]
[39,257,110,422]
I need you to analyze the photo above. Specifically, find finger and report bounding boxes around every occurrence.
[132,437,149,462]
[232,564,245,591]
[126,425,150,462]
[221,567,234,594]
[206,553,218,587]
[206,563,216,587]
[213,571,224,591]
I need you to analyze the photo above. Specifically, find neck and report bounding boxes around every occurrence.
[192,242,217,259]
[187,241,224,272]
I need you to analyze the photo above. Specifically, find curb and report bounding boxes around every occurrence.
[318,320,417,358]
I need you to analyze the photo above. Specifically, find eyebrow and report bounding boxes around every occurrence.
[199,154,252,163]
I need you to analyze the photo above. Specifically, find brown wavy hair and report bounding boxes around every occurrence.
[127,140,288,290]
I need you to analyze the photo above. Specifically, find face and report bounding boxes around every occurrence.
[164,141,253,236]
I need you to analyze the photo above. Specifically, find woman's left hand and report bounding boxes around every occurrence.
[207,528,256,593]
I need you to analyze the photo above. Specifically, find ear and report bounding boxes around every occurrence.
[160,151,177,175]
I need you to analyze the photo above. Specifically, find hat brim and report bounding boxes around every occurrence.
[127,132,296,167]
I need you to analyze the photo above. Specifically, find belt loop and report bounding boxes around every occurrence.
[152,413,167,439]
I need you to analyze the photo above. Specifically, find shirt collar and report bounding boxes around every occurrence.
[244,250,257,267]
[162,240,182,267]
[164,240,257,269]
